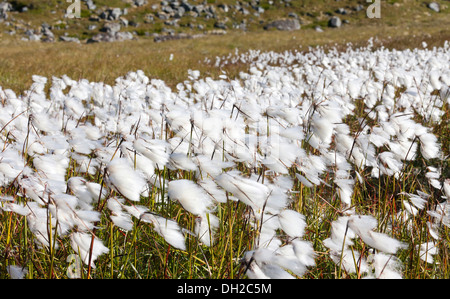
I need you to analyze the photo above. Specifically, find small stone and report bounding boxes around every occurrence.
[428,2,440,12]
[214,21,227,30]
[102,22,121,34]
[59,36,80,43]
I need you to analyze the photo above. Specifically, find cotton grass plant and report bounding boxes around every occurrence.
[0,40,449,279]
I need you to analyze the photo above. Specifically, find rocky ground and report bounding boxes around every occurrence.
[0,0,446,44]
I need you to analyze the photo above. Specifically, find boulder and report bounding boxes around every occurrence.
[87,31,134,43]
[328,16,341,28]
[264,18,300,31]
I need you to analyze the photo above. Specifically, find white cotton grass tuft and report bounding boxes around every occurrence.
[106,158,147,202]
[418,133,440,160]
[323,216,356,254]
[425,166,442,190]
[120,141,155,180]
[348,215,406,254]
[427,199,450,229]
[215,171,270,213]
[198,178,228,203]
[26,202,57,247]
[140,213,187,250]
[6,265,28,279]
[367,252,403,279]
[195,213,219,247]
[292,239,317,268]
[443,179,450,200]
[310,114,334,145]
[133,138,170,168]
[168,179,214,216]
[33,154,69,182]
[242,246,310,279]
[168,153,198,171]
[67,177,106,206]
[399,191,429,217]
[70,231,109,269]
[107,197,134,231]
[278,209,306,239]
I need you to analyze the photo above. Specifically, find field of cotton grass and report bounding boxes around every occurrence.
[0,39,449,279]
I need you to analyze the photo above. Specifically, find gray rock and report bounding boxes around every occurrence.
[25,29,41,41]
[164,19,179,26]
[173,7,185,18]
[336,8,347,15]
[102,22,121,34]
[42,28,55,42]
[161,27,175,35]
[162,5,173,14]
[59,36,80,43]
[156,11,170,20]
[120,17,129,27]
[0,1,13,20]
[87,32,113,43]
[110,8,123,20]
[144,13,154,22]
[218,4,229,12]
[354,4,364,12]
[328,16,341,28]
[115,31,134,41]
[0,1,12,13]
[428,2,439,12]
[169,1,180,9]
[87,31,134,43]
[100,8,123,20]
[193,5,204,14]
[239,7,250,15]
[134,0,147,7]
[180,2,193,12]
[41,22,51,30]
[154,33,191,42]
[214,21,227,30]
[264,18,300,31]
[83,0,96,10]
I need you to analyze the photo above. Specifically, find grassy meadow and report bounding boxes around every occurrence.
[0,0,449,280]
